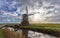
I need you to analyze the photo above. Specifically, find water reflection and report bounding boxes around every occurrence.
[3,27,59,38]
[28,31,57,38]
[22,29,28,38]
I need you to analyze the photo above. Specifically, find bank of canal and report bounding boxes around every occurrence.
[0,29,7,38]
[0,24,60,38]
[1,27,59,38]
[20,24,60,37]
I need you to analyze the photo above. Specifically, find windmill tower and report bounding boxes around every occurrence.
[21,6,29,26]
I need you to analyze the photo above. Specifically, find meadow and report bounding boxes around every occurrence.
[20,23,60,31]
[0,23,60,38]
[0,29,7,38]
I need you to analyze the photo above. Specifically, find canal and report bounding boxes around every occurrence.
[2,27,60,38]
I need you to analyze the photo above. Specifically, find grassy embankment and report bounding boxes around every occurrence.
[0,24,7,38]
[20,24,60,31]
[0,29,7,38]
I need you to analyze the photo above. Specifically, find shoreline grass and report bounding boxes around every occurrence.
[0,29,7,38]
[20,24,60,31]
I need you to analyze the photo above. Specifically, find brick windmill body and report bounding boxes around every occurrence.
[21,7,29,26]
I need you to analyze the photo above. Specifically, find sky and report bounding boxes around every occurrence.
[0,0,60,23]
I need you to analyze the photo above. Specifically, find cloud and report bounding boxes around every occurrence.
[26,0,60,23]
[0,0,21,12]
[0,0,60,23]
[0,0,22,23]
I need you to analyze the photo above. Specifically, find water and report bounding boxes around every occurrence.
[28,31,57,38]
[3,27,59,38]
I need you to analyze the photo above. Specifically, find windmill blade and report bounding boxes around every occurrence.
[21,12,40,22]
[25,6,40,16]
[26,6,28,14]
[28,14,34,16]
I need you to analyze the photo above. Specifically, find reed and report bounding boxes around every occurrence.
[3,27,22,38]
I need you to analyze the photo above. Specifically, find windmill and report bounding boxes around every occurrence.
[21,6,40,26]
[21,6,29,26]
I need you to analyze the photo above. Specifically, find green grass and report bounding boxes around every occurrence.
[0,29,7,38]
[0,23,60,38]
[20,24,60,31]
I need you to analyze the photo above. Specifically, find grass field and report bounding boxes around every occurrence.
[0,29,7,38]
[0,23,60,38]
[20,24,60,31]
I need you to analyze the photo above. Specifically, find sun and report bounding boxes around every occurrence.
[34,14,40,21]
[32,13,47,23]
